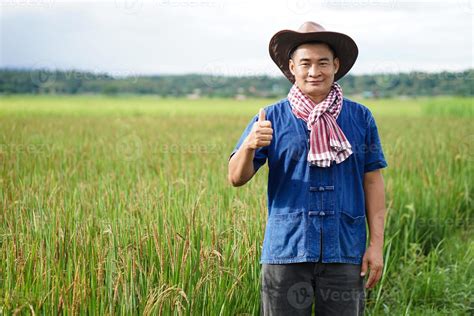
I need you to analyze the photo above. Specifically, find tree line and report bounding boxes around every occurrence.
[0,68,471,98]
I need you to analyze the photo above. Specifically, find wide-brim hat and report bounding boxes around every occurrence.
[269,21,358,83]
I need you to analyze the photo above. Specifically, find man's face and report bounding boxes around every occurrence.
[289,43,340,102]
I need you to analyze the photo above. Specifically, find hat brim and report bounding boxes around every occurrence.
[269,30,358,83]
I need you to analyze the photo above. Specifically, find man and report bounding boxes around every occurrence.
[228,22,388,315]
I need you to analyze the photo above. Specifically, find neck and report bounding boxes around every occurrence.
[307,91,330,104]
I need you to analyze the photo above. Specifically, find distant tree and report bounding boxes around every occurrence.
[0,68,472,98]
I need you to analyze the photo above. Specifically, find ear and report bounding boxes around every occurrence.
[289,59,296,76]
[334,57,340,74]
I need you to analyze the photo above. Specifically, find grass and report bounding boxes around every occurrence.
[0,95,473,315]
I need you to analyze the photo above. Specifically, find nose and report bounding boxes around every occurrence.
[308,64,321,78]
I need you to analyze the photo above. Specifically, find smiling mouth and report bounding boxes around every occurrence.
[306,80,324,84]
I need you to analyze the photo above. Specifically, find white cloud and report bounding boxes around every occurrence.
[0,0,472,76]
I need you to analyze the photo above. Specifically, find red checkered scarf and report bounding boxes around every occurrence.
[287,82,352,167]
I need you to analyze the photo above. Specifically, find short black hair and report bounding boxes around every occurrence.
[289,41,337,60]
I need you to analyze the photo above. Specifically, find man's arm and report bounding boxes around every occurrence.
[228,108,273,187]
[228,142,258,187]
[360,169,386,289]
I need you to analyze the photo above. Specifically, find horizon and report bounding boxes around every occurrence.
[2,67,472,79]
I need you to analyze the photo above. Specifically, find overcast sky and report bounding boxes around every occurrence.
[1,0,472,77]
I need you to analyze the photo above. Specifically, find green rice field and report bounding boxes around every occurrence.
[0,95,473,315]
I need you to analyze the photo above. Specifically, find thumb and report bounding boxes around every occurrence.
[258,108,266,122]
[360,255,369,277]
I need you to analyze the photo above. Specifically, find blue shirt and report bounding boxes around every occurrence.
[230,97,388,264]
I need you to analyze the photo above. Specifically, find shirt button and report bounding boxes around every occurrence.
[320,211,326,216]
[319,186,325,191]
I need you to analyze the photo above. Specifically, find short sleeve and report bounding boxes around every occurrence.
[229,114,268,173]
[364,113,388,173]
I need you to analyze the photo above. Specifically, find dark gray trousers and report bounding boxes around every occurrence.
[260,262,366,316]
